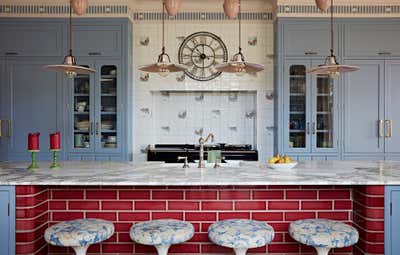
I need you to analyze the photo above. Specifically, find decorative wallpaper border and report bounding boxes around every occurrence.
[0,4,272,21]
[277,5,400,15]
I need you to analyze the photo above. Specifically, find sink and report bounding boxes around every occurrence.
[163,160,244,168]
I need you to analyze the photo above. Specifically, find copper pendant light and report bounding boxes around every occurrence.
[223,0,240,19]
[307,0,359,76]
[164,0,182,16]
[44,1,95,78]
[138,0,186,77]
[216,0,264,76]
[71,0,89,16]
[315,0,330,12]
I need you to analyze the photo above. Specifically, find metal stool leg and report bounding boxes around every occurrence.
[315,247,330,255]
[155,245,171,255]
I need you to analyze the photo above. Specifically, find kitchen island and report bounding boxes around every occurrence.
[1,160,393,255]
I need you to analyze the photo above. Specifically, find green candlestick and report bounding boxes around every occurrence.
[50,150,61,170]
[27,150,39,171]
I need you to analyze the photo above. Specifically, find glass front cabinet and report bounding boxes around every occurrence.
[68,60,123,160]
[282,59,338,156]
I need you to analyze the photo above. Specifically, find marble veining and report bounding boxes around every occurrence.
[1,161,400,186]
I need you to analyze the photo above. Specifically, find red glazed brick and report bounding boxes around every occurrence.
[119,190,150,199]
[135,244,156,253]
[152,190,184,200]
[16,213,48,231]
[248,246,266,253]
[269,222,290,232]
[87,244,101,253]
[285,211,316,221]
[189,233,209,242]
[114,223,132,232]
[168,201,199,210]
[119,212,150,221]
[69,201,99,210]
[318,211,350,220]
[201,244,232,253]
[252,212,283,221]
[202,201,233,210]
[220,190,250,200]
[268,243,299,253]
[86,212,117,221]
[86,190,117,199]
[102,243,133,253]
[320,189,350,199]
[52,190,83,199]
[268,201,299,210]
[301,201,332,210]
[152,212,183,220]
[334,200,353,210]
[118,232,132,242]
[52,212,83,221]
[16,191,48,207]
[16,186,44,195]
[49,201,66,210]
[169,244,200,253]
[186,191,217,200]
[135,201,166,210]
[272,233,284,242]
[186,212,216,221]
[253,190,284,199]
[219,212,250,220]
[235,201,266,210]
[102,201,133,210]
[16,202,48,218]
[353,191,384,207]
[286,190,317,199]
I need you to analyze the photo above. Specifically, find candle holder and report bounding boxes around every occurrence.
[27,150,40,171]
[50,149,61,170]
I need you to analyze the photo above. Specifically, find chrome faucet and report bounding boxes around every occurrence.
[198,133,214,168]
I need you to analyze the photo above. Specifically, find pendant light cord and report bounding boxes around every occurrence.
[162,0,165,53]
[69,0,72,55]
[238,0,242,52]
[330,0,334,56]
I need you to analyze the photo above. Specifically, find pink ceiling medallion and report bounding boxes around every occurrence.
[315,0,330,12]
[223,0,240,19]
[70,0,89,15]
[164,0,182,16]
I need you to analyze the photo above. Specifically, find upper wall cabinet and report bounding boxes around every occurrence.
[281,21,339,57]
[344,22,400,58]
[72,22,122,57]
[0,21,63,57]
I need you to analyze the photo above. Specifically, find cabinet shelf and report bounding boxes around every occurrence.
[74,111,89,115]
[290,93,305,96]
[290,111,305,114]
[290,75,306,78]
[101,130,117,133]
[101,75,117,79]
[101,93,117,96]
[74,130,89,133]
[101,112,117,115]
[317,93,331,96]
[289,129,305,133]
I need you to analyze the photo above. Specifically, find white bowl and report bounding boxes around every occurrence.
[267,162,298,170]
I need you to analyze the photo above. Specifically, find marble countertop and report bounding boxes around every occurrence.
[1,160,400,186]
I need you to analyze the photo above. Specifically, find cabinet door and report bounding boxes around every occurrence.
[344,23,400,58]
[311,60,338,153]
[0,186,15,255]
[70,60,96,153]
[385,60,400,154]
[386,188,400,255]
[283,60,311,153]
[0,60,8,160]
[7,59,61,160]
[94,60,121,153]
[72,25,122,57]
[343,60,385,154]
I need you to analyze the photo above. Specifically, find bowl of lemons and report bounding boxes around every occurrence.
[267,155,297,170]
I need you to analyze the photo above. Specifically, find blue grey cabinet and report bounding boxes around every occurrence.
[281,20,339,57]
[1,58,63,161]
[343,60,385,156]
[344,22,400,58]
[385,186,400,255]
[72,20,122,57]
[0,60,8,160]
[0,20,63,57]
[282,59,338,155]
[0,186,15,255]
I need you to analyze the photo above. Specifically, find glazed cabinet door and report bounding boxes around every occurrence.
[69,60,96,153]
[343,60,385,154]
[0,186,15,255]
[385,187,400,255]
[94,60,121,153]
[384,60,400,154]
[310,60,339,153]
[0,59,9,160]
[283,60,312,153]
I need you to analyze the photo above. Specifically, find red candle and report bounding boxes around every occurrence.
[28,133,40,151]
[50,132,61,150]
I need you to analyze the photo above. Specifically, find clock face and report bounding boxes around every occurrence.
[178,32,228,81]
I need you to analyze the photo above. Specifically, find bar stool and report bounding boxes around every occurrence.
[130,219,194,255]
[44,218,114,255]
[289,219,359,255]
[208,219,275,255]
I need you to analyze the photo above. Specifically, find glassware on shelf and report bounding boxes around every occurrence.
[316,75,334,148]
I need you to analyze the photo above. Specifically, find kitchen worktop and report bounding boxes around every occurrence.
[1,160,400,186]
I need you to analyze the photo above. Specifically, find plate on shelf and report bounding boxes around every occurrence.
[104,143,117,148]
[267,162,298,170]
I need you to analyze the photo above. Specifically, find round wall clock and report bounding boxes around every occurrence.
[178,31,228,81]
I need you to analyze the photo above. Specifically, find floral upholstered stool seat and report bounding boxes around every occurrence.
[208,219,275,255]
[130,219,195,255]
[44,218,115,255]
[289,219,359,255]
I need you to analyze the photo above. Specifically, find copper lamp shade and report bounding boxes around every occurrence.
[215,49,264,75]
[71,0,89,15]
[315,0,330,12]
[164,0,182,16]
[223,0,240,19]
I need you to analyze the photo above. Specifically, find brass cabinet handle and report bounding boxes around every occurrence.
[379,120,384,137]
[386,120,393,138]
[304,51,318,55]
[378,52,392,56]
[306,122,310,135]
[312,122,316,135]
[95,122,100,136]
[89,122,94,135]
[6,120,11,138]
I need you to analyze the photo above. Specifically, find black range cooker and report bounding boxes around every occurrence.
[147,144,258,163]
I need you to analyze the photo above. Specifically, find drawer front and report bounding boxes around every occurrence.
[0,24,63,57]
[283,23,337,57]
[72,25,122,57]
[344,23,400,57]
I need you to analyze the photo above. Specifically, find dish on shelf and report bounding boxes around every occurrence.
[104,143,117,148]
[267,162,298,170]
[103,107,116,112]
[75,121,90,130]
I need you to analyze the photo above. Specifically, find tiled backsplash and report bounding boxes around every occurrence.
[153,91,257,145]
